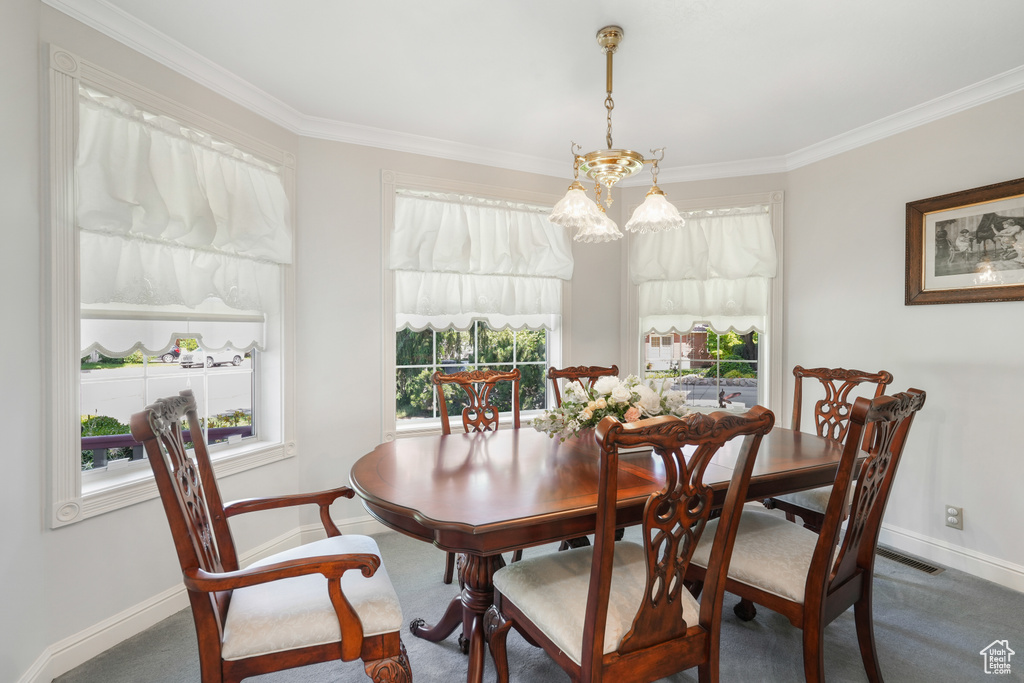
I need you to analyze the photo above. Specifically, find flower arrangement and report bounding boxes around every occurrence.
[533,374,691,441]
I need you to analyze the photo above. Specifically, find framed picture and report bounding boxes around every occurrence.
[906,176,1024,305]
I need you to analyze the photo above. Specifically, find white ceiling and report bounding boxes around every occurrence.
[48,0,1024,183]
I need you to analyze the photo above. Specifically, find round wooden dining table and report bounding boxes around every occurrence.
[349,423,841,683]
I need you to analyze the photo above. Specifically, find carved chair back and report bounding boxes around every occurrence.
[792,365,893,447]
[811,390,926,602]
[582,407,775,680]
[547,364,619,407]
[432,368,521,435]
[130,390,237,638]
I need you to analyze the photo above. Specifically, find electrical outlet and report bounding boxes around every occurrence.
[945,505,963,530]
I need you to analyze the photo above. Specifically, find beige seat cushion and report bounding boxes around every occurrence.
[221,535,403,661]
[774,481,854,515]
[691,510,820,603]
[492,541,699,665]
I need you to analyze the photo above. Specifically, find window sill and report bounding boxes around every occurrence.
[391,410,544,440]
[77,439,295,522]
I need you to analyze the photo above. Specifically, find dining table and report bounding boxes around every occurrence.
[349,419,844,683]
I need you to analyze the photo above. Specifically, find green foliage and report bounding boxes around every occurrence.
[208,410,251,427]
[396,368,436,419]
[705,356,756,378]
[179,338,199,352]
[80,414,132,468]
[395,322,550,419]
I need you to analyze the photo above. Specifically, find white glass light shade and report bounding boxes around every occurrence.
[574,210,623,243]
[549,186,605,232]
[624,190,685,234]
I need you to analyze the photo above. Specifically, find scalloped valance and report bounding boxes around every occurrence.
[390,190,572,331]
[77,85,288,356]
[630,205,776,334]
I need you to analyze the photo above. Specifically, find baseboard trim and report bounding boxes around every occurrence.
[878,522,1024,592]
[18,525,311,683]
[298,514,391,544]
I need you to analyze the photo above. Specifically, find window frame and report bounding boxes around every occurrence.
[621,191,785,412]
[380,170,571,441]
[46,45,297,528]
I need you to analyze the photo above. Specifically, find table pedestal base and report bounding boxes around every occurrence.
[408,552,506,683]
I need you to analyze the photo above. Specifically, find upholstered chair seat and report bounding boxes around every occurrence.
[772,481,854,517]
[221,535,404,660]
[691,510,820,603]
[492,541,699,665]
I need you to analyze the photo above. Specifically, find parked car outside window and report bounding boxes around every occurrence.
[159,344,181,363]
[179,347,245,368]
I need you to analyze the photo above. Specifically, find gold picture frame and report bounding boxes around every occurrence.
[906,177,1024,305]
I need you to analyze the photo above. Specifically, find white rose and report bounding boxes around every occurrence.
[563,382,589,403]
[634,384,663,416]
[609,385,633,404]
[663,389,689,412]
[592,375,619,396]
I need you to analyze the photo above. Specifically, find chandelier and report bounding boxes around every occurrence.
[549,26,685,242]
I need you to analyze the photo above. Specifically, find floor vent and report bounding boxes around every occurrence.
[876,546,945,575]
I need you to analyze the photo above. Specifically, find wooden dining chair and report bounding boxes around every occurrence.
[432,368,522,583]
[432,367,521,435]
[687,389,926,683]
[130,390,411,683]
[485,406,775,683]
[547,364,618,407]
[763,365,893,532]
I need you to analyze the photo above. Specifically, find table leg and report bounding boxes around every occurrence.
[409,595,464,643]
[406,552,506,682]
[459,553,506,683]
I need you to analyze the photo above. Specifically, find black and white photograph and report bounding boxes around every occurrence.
[907,176,1024,304]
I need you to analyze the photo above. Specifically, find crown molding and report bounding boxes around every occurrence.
[45,0,1024,182]
[784,63,1024,171]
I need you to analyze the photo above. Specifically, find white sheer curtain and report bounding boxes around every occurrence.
[77,86,291,356]
[630,205,776,334]
[390,190,573,331]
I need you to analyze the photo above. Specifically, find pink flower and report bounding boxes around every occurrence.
[624,406,641,423]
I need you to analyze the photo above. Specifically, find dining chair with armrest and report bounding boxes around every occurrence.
[764,365,893,532]
[130,390,411,683]
[547,364,619,407]
[687,389,926,683]
[485,406,776,683]
[432,368,522,583]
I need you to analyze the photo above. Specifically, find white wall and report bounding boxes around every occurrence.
[784,91,1024,582]
[1,8,306,682]
[1,1,45,681]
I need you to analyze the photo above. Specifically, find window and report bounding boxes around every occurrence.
[381,173,572,438]
[625,193,784,412]
[80,339,255,470]
[395,323,550,426]
[47,46,295,526]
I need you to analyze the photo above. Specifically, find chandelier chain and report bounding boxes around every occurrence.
[605,94,615,149]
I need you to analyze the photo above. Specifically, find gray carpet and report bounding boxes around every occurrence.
[55,526,1024,682]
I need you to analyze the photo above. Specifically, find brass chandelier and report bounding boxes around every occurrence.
[549,26,685,242]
